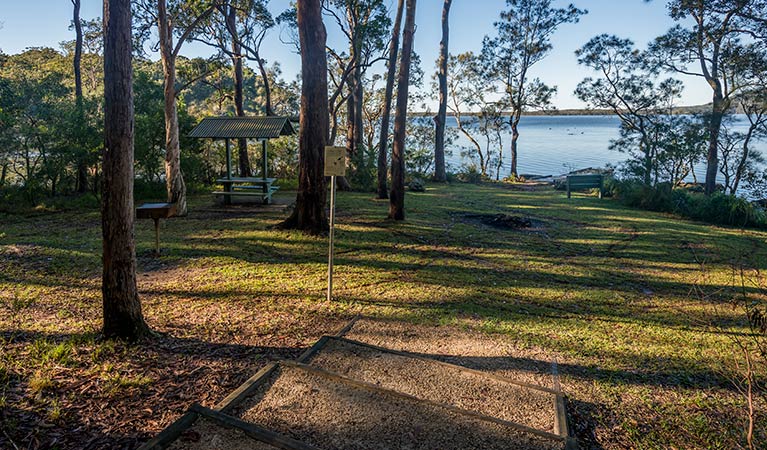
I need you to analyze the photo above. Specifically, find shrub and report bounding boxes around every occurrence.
[408,178,426,192]
[457,165,484,184]
[611,180,767,229]
[690,193,765,227]
[133,179,166,201]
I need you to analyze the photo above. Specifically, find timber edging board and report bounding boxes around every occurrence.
[136,411,198,450]
[136,403,320,450]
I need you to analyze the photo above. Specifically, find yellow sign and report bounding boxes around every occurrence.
[324,146,346,177]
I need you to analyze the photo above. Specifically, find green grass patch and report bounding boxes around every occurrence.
[1,182,765,448]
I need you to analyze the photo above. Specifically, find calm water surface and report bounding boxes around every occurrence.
[443,115,765,180]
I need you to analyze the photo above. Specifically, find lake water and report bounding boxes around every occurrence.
[441,114,765,181]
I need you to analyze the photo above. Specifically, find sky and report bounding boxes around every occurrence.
[0,0,713,109]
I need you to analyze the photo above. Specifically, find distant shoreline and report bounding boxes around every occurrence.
[411,103,721,117]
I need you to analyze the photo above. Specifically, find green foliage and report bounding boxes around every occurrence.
[134,179,167,201]
[407,177,425,192]
[0,25,298,207]
[575,35,698,186]
[689,193,765,228]
[456,165,485,184]
[30,340,75,367]
[611,179,766,228]
[403,117,454,178]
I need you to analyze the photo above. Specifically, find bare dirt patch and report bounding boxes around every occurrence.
[462,213,546,231]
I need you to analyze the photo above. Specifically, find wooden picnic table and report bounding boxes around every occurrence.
[214,177,279,204]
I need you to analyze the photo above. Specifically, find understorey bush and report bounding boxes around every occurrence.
[611,180,766,229]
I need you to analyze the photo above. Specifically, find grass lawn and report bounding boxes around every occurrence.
[1,182,765,449]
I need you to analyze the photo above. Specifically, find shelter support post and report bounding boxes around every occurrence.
[262,140,269,199]
[327,175,336,301]
[224,138,232,205]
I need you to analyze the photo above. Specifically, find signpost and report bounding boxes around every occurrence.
[324,146,346,301]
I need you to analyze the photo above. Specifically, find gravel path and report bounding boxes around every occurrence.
[236,364,564,450]
[305,337,556,432]
[343,318,556,388]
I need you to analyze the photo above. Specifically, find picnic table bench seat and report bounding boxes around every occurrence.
[215,177,279,204]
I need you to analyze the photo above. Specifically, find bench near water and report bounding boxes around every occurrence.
[566,174,604,199]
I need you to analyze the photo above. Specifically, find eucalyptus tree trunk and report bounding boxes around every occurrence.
[255,55,273,115]
[228,5,251,177]
[102,0,149,341]
[158,0,187,215]
[433,0,451,182]
[376,0,404,199]
[354,64,364,170]
[73,0,83,101]
[345,38,364,188]
[348,62,365,186]
[509,111,521,179]
[346,75,356,163]
[389,0,416,220]
[705,92,726,195]
[278,0,329,235]
[73,0,89,193]
[733,121,758,193]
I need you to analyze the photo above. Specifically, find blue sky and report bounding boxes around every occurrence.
[0,0,712,109]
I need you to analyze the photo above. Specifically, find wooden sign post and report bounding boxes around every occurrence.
[324,146,346,301]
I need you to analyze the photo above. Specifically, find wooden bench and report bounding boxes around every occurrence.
[215,177,278,205]
[566,174,604,199]
[136,202,178,254]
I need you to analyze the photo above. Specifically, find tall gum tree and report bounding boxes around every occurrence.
[192,1,272,176]
[432,0,451,182]
[445,52,493,177]
[135,0,216,216]
[71,0,89,193]
[575,35,684,186]
[225,3,250,176]
[219,1,276,115]
[324,0,390,187]
[376,0,404,199]
[102,0,149,341]
[388,0,416,220]
[278,0,329,234]
[647,0,767,195]
[482,0,584,179]
[195,1,276,175]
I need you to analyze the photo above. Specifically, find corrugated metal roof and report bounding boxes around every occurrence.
[189,116,295,139]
